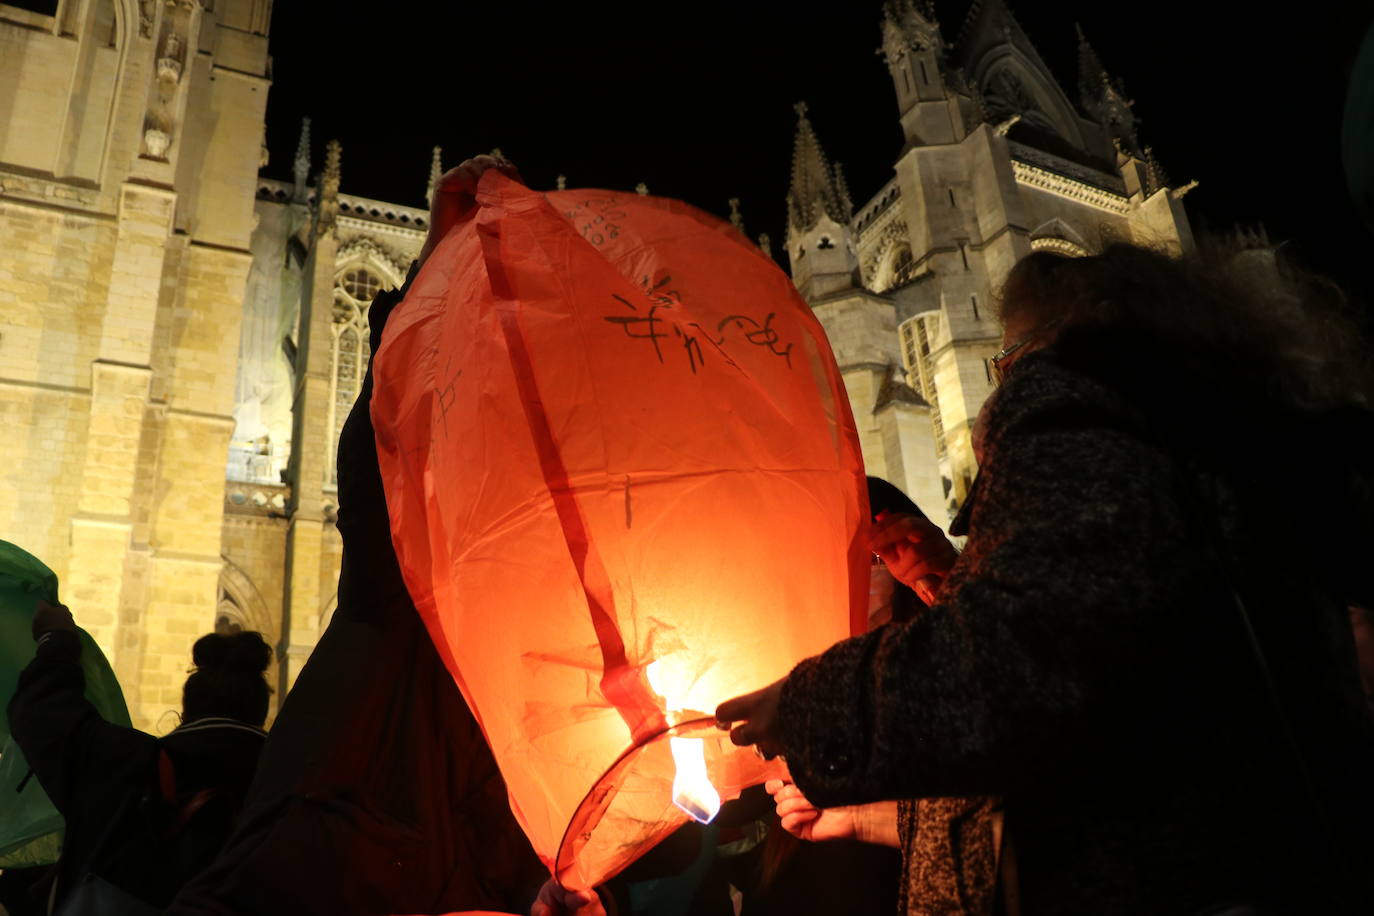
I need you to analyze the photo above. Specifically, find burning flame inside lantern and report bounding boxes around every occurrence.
[668,736,721,823]
[647,660,723,824]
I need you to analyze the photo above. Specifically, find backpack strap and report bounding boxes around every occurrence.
[156,747,221,835]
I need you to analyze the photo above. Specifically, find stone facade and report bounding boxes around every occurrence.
[0,0,273,728]
[789,0,1194,523]
[1,0,1195,728]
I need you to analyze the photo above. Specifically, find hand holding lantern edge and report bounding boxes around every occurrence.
[416,154,523,271]
[714,677,785,758]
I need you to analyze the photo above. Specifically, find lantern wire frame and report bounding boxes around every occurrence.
[553,715,783,890]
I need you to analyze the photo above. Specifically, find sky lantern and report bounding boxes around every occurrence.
[371,173,868,891]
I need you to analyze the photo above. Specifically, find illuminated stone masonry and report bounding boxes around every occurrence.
[1,0,1197,728]
[787,0,1194,524]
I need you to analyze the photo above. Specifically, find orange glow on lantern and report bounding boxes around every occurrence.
[372,174,868,890]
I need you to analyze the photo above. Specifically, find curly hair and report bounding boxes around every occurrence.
[1000,244,1372,416]
[998,242,1374,604]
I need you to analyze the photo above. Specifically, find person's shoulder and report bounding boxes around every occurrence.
[990,349,1138,429]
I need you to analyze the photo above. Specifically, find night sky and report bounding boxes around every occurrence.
[262,1,1374,311]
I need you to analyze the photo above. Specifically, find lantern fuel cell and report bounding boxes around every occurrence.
[372,173,867,889]
[669,736,721,823]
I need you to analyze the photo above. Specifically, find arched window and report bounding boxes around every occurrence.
[899,314,946,459]
[982,69,1060,138]
[327,267,383,485]
[876,243,915,292]
[216,587,246,635]
[891,245,914,285]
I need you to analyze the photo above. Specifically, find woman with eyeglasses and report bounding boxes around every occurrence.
[717,244,1374,915]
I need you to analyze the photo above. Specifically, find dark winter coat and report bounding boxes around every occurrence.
[7,628,265,911]
[167,266,547,915]
[777,347,1374,915]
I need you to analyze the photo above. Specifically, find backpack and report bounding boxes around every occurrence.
[52,747,235,916]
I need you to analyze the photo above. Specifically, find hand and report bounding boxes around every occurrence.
[768,781,901,848]
[32,599,75,639]
[868,511,957,595]
[766,779,856,842]
[715,678,784,757]
[417,154,523,270]
[530,879,605,916]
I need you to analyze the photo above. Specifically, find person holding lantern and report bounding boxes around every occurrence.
[717,244,1374,915]
[168,154,552,916]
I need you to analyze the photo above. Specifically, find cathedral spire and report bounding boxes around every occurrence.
[292,116,311,203]
[787,102,852,234]
[881,0,942,62]
[1075,23,1141,155]
[728,197,746,234]
[1074,23,1105,106]
[425,146,443,206]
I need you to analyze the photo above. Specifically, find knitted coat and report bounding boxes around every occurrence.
[777,348,1374,915]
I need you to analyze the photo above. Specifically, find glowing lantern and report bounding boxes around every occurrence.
[371,173,867,891]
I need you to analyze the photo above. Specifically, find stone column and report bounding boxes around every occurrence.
[279,141,341,694]
[66,183,174,664]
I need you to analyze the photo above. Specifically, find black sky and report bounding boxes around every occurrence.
[261,1,1374,309]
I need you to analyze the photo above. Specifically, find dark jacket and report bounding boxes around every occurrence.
[7,628,265,911]
[168,267,547,915]
[777,348,1374,915]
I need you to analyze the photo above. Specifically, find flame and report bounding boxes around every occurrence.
[669,736,721,823]
[646,660,722,824]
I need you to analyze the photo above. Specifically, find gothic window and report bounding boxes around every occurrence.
[327,266,384,486]
[216,588,246,635]
[900,315,946,458]
[817,236,835,250]
[890,245,915,288]
[982,69,1060,137]
[342,268,381,303]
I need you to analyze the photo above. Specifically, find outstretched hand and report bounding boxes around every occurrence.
[530,879,605,916]
[766,779,858,842]
[417,154,524,270]
[715,677,785,757]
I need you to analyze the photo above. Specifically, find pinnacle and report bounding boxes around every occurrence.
[293,116,311,169]
[323,139,341,183]
[291,116,312,202]
[425,146,443,206]
[787,102,852,232]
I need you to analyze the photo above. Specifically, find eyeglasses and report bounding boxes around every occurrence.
[989,319,1061,387]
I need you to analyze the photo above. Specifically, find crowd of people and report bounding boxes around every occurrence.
[3,151,1373,916]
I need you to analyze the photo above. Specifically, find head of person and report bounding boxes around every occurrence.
[181,631,273,727]
[865,476,928,627]
[995,243,1372,427]
[995,241,1374,603]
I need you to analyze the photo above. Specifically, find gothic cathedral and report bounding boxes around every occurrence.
[0,0,1193,727]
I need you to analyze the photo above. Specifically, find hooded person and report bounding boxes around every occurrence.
[167,155,549,916]
[718,244,1374,915]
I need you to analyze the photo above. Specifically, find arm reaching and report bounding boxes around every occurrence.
[766,779,899,848]
[729,356,1204,807]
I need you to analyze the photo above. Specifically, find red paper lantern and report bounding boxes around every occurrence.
[372,174,867,890]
